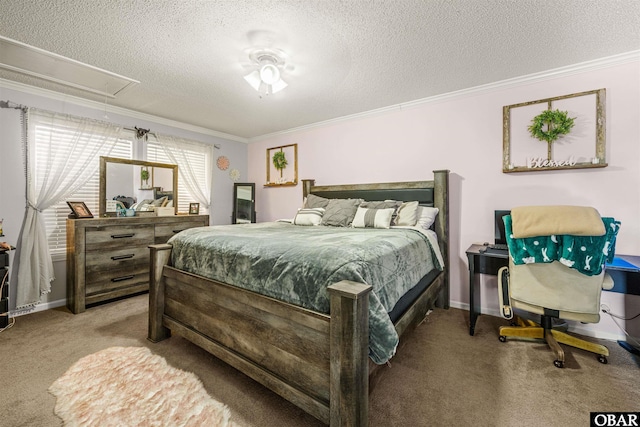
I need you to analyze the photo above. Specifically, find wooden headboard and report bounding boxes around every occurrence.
[153,187,174,201]
[302,169,450,308]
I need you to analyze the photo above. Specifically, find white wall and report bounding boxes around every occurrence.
[247,56,640,342]
[0,85,248,310]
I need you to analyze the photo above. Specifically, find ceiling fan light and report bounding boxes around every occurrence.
[243,70,262,91]
[270,78,288,94]
[259,63,280,85]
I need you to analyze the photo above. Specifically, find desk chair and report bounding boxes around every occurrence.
[497,206,618,368]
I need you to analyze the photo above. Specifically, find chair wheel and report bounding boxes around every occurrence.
[499,335,507,342]
[554,360,564,368]
[598,355,608,364]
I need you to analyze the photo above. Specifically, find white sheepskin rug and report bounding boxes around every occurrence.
[49,346,235,427]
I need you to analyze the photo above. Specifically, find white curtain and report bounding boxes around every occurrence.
[15,108,123,309]
[154,133,213,210]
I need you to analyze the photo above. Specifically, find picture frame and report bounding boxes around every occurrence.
[67,201,93,219]
[265,143,298,187]
[189,203,200,215]
[502,88,606,173]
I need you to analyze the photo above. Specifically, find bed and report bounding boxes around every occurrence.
[148,170,450,426]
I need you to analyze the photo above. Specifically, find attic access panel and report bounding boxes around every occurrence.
[0,36,139,98]
[502,89,606,173]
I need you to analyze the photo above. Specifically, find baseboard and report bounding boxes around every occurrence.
[11,298,66,317]
[448,300,627,342]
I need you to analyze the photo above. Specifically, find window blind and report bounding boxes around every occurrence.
[147,139,210,214]
[39,132,133,257]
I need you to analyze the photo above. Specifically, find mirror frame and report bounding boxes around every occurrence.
[99,156,179,217]
[232,182,256,224]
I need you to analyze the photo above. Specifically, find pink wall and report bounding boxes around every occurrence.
[247,58,640,339]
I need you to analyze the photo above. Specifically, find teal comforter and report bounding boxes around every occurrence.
[168,222,442,364]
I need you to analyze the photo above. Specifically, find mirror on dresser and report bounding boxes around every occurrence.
[99,156,178,216]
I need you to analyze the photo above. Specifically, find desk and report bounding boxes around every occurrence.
[466,244,640,336]
[466,244,508,336]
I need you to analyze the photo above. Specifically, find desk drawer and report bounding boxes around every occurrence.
[85,224,154,250]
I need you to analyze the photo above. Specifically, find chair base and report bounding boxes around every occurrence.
[499,316,609,368]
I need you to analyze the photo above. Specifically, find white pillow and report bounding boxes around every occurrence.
[393,201,419,226]
[352,207,395,229]
[416,206,439,230]
[293,208,325,226]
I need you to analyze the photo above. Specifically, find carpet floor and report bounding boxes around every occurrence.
[1,294,638,427]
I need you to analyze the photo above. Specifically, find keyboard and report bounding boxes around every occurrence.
[488,243,509,251]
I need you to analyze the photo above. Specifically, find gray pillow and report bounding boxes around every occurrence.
[360,200,401,224]
[359,200,400,210]
[322,199,362,227]
[305,194,330,209]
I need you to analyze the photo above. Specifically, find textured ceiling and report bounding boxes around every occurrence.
[0,0,638,140]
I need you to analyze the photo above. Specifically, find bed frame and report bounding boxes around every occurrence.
[148,170,449,426]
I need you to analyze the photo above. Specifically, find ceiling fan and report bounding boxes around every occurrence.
[242,47,289,97]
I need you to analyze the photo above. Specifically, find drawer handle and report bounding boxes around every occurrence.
[111,233,135,239]
[111,275,134,282]
[111,254,134,260]
[172,229,184,234]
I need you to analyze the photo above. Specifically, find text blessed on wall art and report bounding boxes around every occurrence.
[502,88,606,173]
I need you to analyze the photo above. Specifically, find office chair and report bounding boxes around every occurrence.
[497,206,620,368]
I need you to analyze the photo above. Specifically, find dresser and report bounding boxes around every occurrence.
[66,215,209,313]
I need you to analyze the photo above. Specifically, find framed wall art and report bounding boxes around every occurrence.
[265,143,298,187]
[502,88,606,173]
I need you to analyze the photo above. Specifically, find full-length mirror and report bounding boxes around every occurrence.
[99,156,178,216]
[232,183,255,224]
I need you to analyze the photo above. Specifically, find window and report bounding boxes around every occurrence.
[147,138,211,215]
[34,117,213,258]
[40,132,133,258]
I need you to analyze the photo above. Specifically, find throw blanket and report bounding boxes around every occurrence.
[168,222,443,364]
[503,215,620,276]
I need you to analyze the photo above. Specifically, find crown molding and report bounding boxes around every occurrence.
[249,50,640,142]
[0,78,248,143]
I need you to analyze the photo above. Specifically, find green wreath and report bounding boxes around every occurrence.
[528,109,575,143]
[272,151,288,170]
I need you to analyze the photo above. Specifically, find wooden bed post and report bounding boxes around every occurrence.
[327,280,372,427]
[148,243,173,342]
[433,169,450,309]
[302,179,315,200]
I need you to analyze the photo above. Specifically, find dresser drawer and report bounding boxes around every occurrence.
[85,224,154,251]
[85,246,150,274]
[155,221,207,243]
[85,263,149,296]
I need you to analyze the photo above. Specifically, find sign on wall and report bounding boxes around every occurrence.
[502,89,606,173]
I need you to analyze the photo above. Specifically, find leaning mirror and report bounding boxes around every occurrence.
[99,156,178,217]
[232,183,255,224]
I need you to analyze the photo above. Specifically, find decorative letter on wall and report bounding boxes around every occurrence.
[503,89,606,173]
[265,143,298,186]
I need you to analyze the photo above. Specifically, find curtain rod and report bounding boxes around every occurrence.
[3,103,222,149]
[0,100,28,111]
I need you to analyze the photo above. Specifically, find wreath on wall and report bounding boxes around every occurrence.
[272,151,288,171]
[528,109,576,143]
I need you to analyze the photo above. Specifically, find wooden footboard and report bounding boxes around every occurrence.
[149,244,373,424]
[149,244,445,425]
